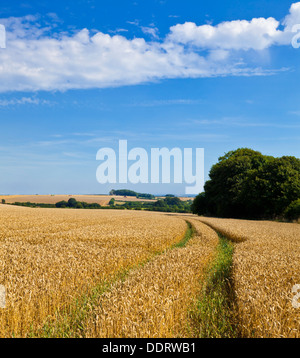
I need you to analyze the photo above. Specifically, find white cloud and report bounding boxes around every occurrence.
[0,3,299,92]
[0,15,51,40]
[108,28,129,34]
[0,24,252,92]
[141,26,159,39]
[168,2,300,50]
[168,17,284,50]
[127,20,140,26]
[282,2,300,31]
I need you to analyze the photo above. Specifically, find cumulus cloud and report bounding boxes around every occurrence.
[282,1,300,31]
[167,3,300,50]
[0,3,299,92]
[168,17,283,50]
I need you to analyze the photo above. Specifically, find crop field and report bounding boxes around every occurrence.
[0,195,158,206]
[0,204,187,337]
[0,204,299,338]
[199,217,300,338]
[0,195,192,205]
[85,218,219,338]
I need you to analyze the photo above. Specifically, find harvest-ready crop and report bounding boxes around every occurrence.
[1,203,299,338]
[199,217,300,338]
[0,205,186,337]
[86,218,219,338]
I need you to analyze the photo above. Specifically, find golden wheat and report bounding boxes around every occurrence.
[86,218,219,338]
[3,202,297,338]
[198,217,300,338]
[0,204,187,337]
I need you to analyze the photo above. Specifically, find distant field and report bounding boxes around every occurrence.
[0,194,193,206]
[0,195,158,206]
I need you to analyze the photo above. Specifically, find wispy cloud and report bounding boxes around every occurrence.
[288,110,300,116]
[155,132,228,142]
[71,132,97,137]
[35,139,74,147]
[141,26,159,39]
[126,19,140,26]
[62,152,85,159]
[0,97,53,106]
[108,28,129,34]
[191,116,300,128]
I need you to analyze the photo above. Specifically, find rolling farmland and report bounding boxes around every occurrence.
[0,195,158,206]
[0,194,192,205]
[0,204,299,338]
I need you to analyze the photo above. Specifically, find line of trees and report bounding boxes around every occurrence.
[191,148,300,221]
[56,196,192,213]
[120,196,192,213]
[55,198,102,209]
[8,196,192,213]
[109,189,155,199]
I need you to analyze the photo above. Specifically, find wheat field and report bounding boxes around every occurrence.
[1,203,300,338]
[198,217,300,338]
[85,218,219,338]
[0,204,187,337]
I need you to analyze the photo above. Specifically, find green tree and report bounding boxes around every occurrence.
[192,148,300,219]
[55,200,68,208]
[284,199,300,221]
[109,198,115,206]
[204,148,268,218]
[240,156,300,218]
[163,196,182,206]
[191,193,207,215]
[67,198,78,208]
[154,199,167,208]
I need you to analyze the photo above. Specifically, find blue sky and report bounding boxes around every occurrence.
[0,0,300,195]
